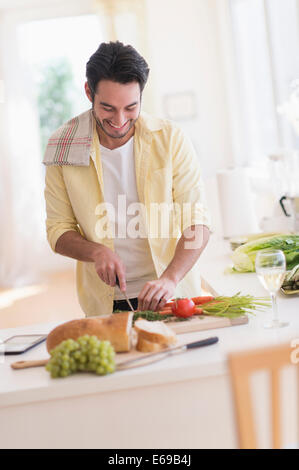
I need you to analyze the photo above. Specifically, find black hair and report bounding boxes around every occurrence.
[86,41,150,100]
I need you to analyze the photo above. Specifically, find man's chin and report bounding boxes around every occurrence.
[103,130,130,139]
[103,121,134,139]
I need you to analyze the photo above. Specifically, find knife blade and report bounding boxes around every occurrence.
[115,276,136,313]
[116,336,219,370]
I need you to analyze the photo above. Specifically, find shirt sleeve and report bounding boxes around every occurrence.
[44,165,80,252]
[171,126,212,233]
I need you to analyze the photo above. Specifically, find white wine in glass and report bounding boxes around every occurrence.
[255,249,288,328]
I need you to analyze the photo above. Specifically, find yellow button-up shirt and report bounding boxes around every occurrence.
[44,112,211,316]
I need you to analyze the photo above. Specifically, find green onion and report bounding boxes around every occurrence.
[201,292,271,319]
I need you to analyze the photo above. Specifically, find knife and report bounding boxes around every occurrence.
[116,336,219,370]
[115,276,136,313]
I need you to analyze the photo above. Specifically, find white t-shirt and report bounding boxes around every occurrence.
[91,136,157,300]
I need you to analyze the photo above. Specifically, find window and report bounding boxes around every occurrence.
[228,0,299,165]
[18,14,103,154]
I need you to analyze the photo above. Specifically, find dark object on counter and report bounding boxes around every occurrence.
[282,264,299,291]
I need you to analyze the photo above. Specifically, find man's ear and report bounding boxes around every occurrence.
[85,82,93,103]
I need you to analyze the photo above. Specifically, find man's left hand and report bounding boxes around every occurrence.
[137,277,177,312]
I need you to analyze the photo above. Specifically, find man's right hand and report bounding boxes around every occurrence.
[93,245,126,292]
[54,231,126,291]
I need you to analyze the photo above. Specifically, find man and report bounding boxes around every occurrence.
[43,41,211,316]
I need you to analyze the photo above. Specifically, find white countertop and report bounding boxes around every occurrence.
[0,235,298,409]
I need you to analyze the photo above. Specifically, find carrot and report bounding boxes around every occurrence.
[158,308,173,315]
[191,296,214,305]
[194,307,203,315]
[156,306,173,315]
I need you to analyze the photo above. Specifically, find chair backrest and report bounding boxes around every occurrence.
[228,342,298,449]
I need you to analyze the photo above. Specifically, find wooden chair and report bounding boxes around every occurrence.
[228,342,299,449]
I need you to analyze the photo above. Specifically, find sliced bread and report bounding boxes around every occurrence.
[136,336,168,353]
[134,319,177,346]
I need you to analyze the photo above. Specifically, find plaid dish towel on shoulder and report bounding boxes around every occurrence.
[42,109,94,166]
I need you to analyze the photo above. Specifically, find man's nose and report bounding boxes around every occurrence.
[113,111,126,127]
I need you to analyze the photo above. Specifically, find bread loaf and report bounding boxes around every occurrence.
[134,319,177,346]
[46,312,133,353]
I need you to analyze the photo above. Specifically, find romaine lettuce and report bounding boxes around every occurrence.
[231,235,299,272]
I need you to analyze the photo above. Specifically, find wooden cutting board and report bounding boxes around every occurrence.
[163,276,248,334]
[166,313,248,334]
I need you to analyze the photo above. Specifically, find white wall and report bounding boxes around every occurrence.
[145,0,231,234]
[145,0,234,179]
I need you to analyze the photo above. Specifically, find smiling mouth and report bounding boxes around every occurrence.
[107,120,129,130]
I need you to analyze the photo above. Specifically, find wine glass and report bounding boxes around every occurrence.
[255,249,288,328]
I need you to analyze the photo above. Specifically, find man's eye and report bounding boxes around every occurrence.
[127,105,137,111]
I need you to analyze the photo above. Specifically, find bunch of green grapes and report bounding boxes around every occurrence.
[45,335,116,378]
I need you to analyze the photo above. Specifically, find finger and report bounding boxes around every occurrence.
[148,288,165,312]
[155,295,169,311]
[115,266,126,292]
[138,282,153,310]
[98,270,109,286]
[106,267,116,287]
[141,286,160,311]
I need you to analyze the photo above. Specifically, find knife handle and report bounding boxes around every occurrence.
[186,337,219,349]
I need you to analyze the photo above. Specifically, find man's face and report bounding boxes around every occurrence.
[85,79,141,141]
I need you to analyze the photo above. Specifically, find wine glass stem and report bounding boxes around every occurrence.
[271,292,278,323]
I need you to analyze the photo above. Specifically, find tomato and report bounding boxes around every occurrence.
[171,298,196,318]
